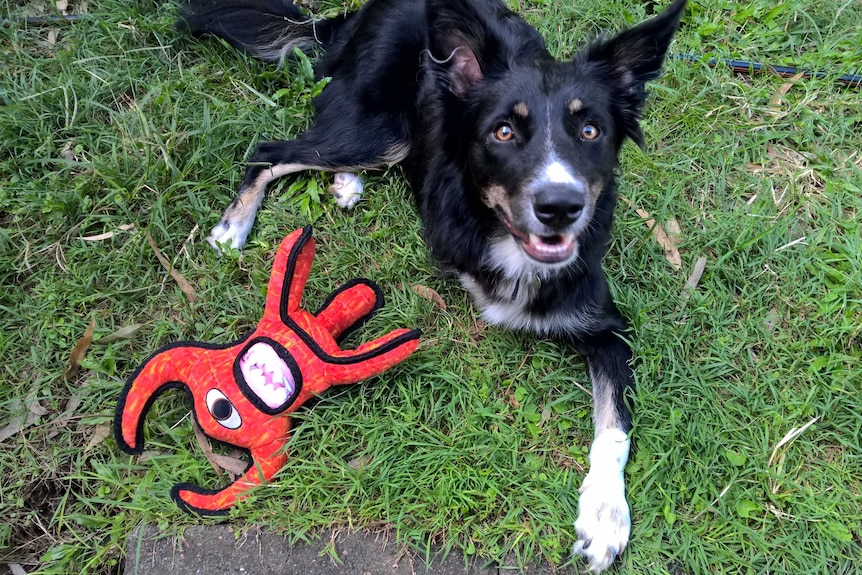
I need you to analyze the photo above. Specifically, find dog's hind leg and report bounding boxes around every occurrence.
[207,123,410,251]
[572,330,634,572]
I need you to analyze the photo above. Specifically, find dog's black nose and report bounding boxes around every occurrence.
[533,184,585,228]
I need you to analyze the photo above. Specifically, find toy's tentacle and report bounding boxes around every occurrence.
[314,279,383,343]
[171,438,288,515]
[325,328,421,385]
[264,226,315,323]
[114,344,203,454]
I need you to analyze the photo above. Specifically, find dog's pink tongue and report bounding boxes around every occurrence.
[521,233,576,263]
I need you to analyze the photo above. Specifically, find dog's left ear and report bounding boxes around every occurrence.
[584,0,687,146]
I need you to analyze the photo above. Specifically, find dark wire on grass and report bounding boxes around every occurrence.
[0,14,85,27]
[670,52,862,88]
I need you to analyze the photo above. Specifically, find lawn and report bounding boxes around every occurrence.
[1,0,860,573]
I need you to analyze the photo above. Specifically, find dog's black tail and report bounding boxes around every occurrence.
[178,0,350,62]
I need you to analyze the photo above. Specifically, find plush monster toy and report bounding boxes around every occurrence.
[114,226,420,515]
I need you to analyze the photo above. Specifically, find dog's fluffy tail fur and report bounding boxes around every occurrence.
[178,0,349,63]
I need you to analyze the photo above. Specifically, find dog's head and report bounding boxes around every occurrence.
[426,0,686,274]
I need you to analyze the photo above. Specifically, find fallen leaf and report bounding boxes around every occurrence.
[78,224,136,242]
[56,0,69,13]
[46,27,58,46]
[65,318,95,381]
[95,323,143,345]
[763,307,780,333]
[7,564,27,575]
[84,424,112,453]
[191,418,245,476]
[629,202,683,270]
[209,453,250,476]
[29,401,49,417]
[79,231,115,241]
[411,284,447,310]
[768,71,805,112]
[681,256,708,301]
[347,454,372,470]
[60,140,76,162]
[0,412,41,443]
[146,231,198,305]
[665,217,682,248]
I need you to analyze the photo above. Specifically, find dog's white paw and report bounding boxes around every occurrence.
[206,219,252,253]
[573,471,631,572]
[329,172,363,209]
[573,428,631,572]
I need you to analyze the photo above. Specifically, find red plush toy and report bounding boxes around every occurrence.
[114,226,420,515]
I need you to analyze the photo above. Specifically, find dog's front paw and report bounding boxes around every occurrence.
[329,172,363,209]
[207,219,252,253]
[573,472,630,572]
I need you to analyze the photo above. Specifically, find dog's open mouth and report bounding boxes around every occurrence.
[501,216,576,264]
[239,342,297,410]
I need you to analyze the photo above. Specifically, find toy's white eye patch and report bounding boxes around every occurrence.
[206,389,242,429]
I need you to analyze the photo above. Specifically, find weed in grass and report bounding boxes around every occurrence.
[1,0,861,574]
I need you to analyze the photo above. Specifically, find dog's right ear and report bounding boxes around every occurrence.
[425,0,519,96]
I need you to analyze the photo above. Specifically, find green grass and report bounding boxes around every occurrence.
[2,0,861,573]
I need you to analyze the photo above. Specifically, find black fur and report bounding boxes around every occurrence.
[179,0,685,569]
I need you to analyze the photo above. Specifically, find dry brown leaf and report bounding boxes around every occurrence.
[95,323,143,345]
[78,224,136,241]
[56,0,69,13]
[192,418,224,476]
[65,318,95,381]
[84,424,112,453]
[681,256,708,302]
[348,454,373,471]
[633,206,682,270]
[621,196,683,270]
[79,231,115,241]
[29,401,49,417]
[768,71,805,111]
[146,231,198,305]
[0,412,41,443]
[208,453,250,476]
[410,284,447,310]
[60,140,76,162]
[665,217,682,248]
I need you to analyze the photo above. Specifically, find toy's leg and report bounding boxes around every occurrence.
[172,439,287,515]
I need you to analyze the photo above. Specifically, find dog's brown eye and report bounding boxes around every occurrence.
[494,124,515,142]
[581,124,600,141]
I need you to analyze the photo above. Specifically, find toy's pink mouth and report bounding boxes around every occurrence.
[239,342,296,410]
[501,215,576,264]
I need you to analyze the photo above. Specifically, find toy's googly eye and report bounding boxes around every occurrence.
[205,389,242,429]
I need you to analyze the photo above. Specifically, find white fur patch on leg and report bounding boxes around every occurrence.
[573,428,631,572]
[329,172,363,209]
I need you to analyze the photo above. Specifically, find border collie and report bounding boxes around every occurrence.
[179,0,685,570]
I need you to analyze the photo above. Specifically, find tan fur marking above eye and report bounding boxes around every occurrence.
[513,102,529,118]
[568,98,584,113]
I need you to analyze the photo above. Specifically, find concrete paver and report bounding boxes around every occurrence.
[124,525,501,575]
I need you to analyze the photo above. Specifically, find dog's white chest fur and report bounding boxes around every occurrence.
[458,234,599,335]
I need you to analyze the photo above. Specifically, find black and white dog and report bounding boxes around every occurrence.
[180,0,685,570]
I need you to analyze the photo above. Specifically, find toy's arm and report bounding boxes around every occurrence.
[264,227,314,322]
[314,279,383,343]
[325,328,421,385]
